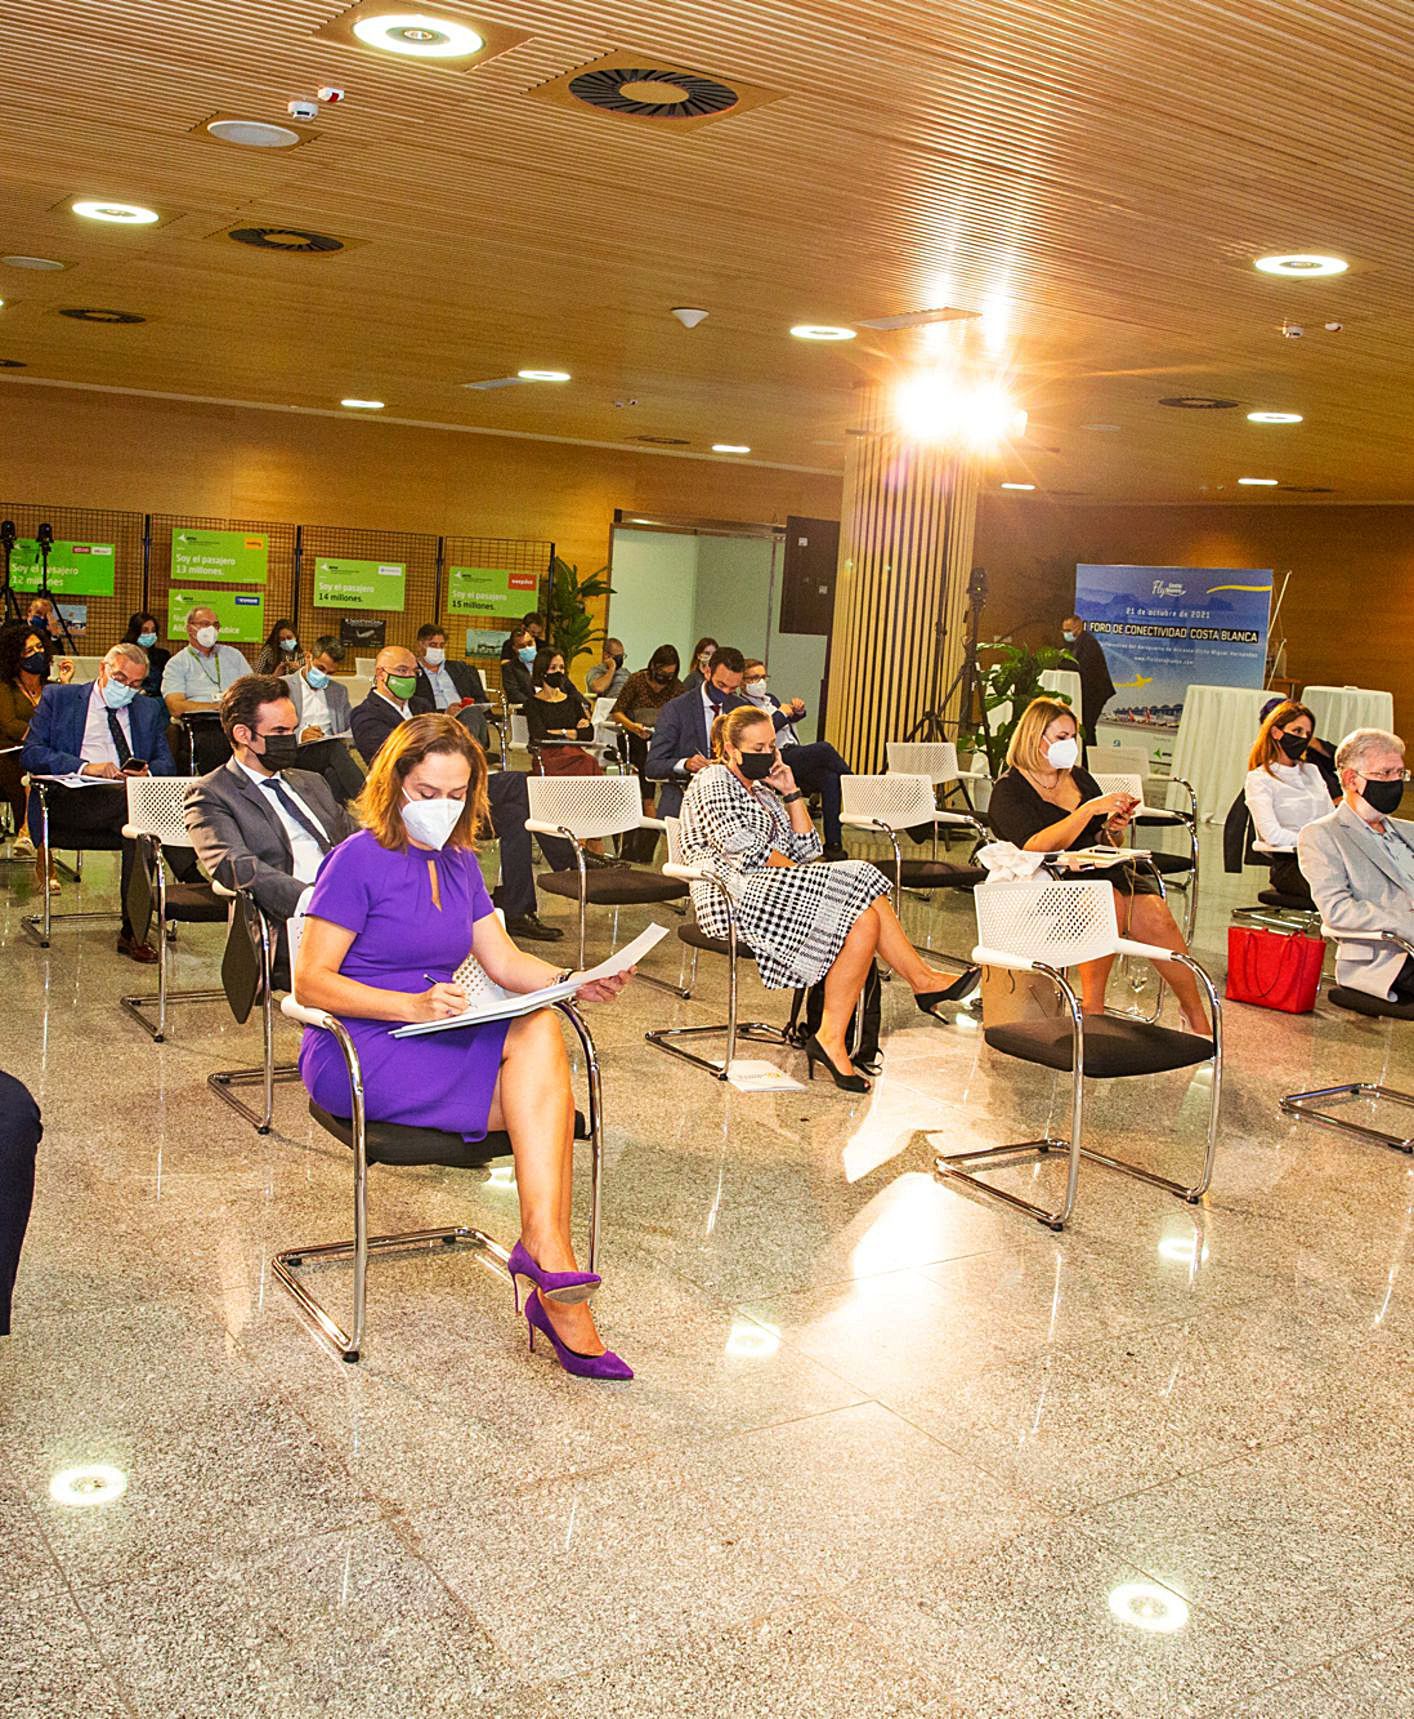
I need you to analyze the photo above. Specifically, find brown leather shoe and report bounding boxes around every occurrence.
[117,933,159,964]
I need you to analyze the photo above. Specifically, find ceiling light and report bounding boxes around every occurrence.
[790,324,856,342]
[712,443,750,454]
[3,255,67,271]
[1082,422,1122,432]
[1237,476,1279,486]
[341,398,384,410]
[71,199,159,225]
[1254,253,1348,277]
[49,1463,128,1508]
[207,118,302,149]
[1247,411,1303,425]
[351,12,484,57]
[1000,481,1035,491]
[1158,396,1240,410]
[517,368,570,382]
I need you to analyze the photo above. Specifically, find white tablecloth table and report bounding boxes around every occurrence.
[1302,685,1394,744]
[990,668,1083,731]
[1169,684,1274,824]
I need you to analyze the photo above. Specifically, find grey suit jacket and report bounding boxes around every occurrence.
[281,670,353,736]
[184,757,356,920]
[1297,802,1414,998]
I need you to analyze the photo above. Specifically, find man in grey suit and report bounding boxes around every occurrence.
[1298,727,1414,1003]
[281,635,365,805]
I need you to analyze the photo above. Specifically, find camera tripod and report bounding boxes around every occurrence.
[906,564,992,757]
[27,524,77,651]
[0,521,21,628]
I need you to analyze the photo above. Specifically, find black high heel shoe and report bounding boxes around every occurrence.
[803,1034,871,1093]
[914,966,982,1018]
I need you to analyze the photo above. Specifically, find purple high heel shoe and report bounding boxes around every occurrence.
[505,1239,601,1314]
[524,1290,633,1381]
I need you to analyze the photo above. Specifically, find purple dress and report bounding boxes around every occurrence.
[298,829,511,1141]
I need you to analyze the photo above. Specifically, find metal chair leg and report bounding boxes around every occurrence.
[20,786,120,947]
[117,843,224,1041]
[207,907,298,1132]
[1280,1083,1414,1153]
[646,911,785,1078]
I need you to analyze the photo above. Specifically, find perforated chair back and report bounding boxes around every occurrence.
[69,655,103,684]
[591,696,616,724]
[527,772,645,841]
[840,773,937,829]
[974,877,1120,969]
[126,775,200,848]
[510,712,529,749]
[664,815,686,867]
[885,741,959,784]
[355,657,376,676]
[346,675,372,707]
[1089,772,1144,805]
[1101,747,1151,780]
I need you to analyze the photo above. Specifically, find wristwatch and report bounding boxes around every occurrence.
[781,790,805,804]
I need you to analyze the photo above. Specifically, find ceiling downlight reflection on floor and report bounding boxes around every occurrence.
[1107,1580,1190,1634]
[49,1463,128,1508]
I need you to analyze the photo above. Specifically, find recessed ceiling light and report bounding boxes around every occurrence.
[1247,410,1303,424]
[341,398,385,410]
[790,324,857,342]
[3,255,67,271]
[712,442,750,454]
[1159,395,1240,410]
[206,118,302,149]
[59,307,145,324]
[49,1463,128,1508]
[1254,253,1348,277]
[71,199,159,225]
[1238,476,1279,486]
[517,368,570,382]
[999,481,1035,490]
[351,12,484,57]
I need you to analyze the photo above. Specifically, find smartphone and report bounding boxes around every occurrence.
[121,757,148,773]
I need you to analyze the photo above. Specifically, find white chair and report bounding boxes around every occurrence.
[525,775,688,988]
[354,656,377,677]
[275,906,605,1363]
[645,816,786,1078]
[345,674,372,709]
[1281,929,1414,1153]
[117,776,227,1041]
[886,739,989,819]
[840,774,987,908]
[934,878,1222,1231]
[67,655,103,684]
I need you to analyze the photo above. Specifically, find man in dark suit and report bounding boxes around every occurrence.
[22,642,180,961]
[645,646,792,822]
[351,646,570,942]
[0,1065,40,1338]
[412,623,491,747]
[1061,615,1116,746]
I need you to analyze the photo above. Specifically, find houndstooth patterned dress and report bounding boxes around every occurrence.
[678,763,891,990]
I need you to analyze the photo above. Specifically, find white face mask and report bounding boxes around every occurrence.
[1046,735,1080,771]
[424,646,446,667]
[194,625,219,650]
[1062,630,1076,643]
[402,792,463,850]
[744,679,768,700]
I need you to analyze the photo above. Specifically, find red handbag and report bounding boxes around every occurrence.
[1225,925,1324,1013]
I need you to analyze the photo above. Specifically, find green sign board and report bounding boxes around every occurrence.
[167,587,266,644]
[447,565,540,624]
[312,557,406,612]
[171,527,269,586]
[10,539,116,597]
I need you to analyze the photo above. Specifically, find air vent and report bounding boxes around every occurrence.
[0,358,26,367]
[59,307,145,324]
[462,376,524,391]
[1280,484,1334,493]
[531,52,778,131]
[1158,395,1241,410]
[227,226,344,254]
[635,435,690,446]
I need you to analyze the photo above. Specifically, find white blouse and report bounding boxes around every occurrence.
[1244,763,1333,850]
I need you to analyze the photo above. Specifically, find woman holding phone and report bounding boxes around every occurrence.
[987,697,1209,1033]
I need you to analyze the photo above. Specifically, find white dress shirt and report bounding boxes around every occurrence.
[298,675,332,734]
[678,684,722,774]
[238,760,326,884]
[1245,763,1334,850]
[422,660,459,710]
[80,681,133,767]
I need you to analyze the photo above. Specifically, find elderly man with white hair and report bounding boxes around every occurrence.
[21,641,179,961]
[1298,727,1414,1003]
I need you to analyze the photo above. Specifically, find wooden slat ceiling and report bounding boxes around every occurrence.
[0,0,1410,499]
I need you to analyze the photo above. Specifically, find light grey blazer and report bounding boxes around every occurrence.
[282,669,353,736]
[1297,802,1414,999]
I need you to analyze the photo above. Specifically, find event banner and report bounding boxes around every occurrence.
[1075,563,1271,729]
[9,539,116,596]
[171,528,269,586]
[447,564,539,623]
[166,587,266,644]
[312,557,406,612]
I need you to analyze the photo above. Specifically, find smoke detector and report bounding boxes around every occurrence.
[670,306,708,328]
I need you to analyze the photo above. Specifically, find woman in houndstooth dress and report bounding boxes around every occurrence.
[678,708,964,1089]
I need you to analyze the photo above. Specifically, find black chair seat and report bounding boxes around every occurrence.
[164,882,227,922]
[539,865,687,906]
[1257,887,1312,911]
[897,859,986,890]
[1134,812,1184,827]
[677,922,759,961]
[1329,986,1414,1021]
[984,1015,1213,1078]
[309,1102,588,1168]
[1147,851,1192,877]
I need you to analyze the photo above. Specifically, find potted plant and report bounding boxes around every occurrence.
[545,556,615,668]
[960,641,1075,778]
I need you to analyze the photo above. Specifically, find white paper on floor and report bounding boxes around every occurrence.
[726,1058,807,1093]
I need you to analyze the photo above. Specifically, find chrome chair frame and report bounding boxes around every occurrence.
[274,991,604,1363]
[20,777,123,947]
[118,829,226,1042]
[934,881,1223,1231]
[1091,770,1201,944]
[1280,930,1414,1153]
[206,882,301,1134]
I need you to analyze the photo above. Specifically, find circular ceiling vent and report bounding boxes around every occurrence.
[59,307,145,324]
[1158,395,1241,410]
[567,66,738,119]
[207,118,302,150]
[0,358,26,367]
[634,434,690,446]
[228,226,344,254]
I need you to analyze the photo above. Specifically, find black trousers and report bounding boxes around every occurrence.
[782,740,851,847]
[1268,854,1316,909]
[296,737,366,806]
[0,1070,40,1336]
[35,781,199,939]
[486,770,574,918]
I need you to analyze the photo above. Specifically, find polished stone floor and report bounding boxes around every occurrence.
[2,834,1412,1717]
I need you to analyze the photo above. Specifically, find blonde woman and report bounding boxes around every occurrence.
[1244,700,1336,903]
[987,697,1210,1033]
[294,713,633,1380]
[678,706,966,1093]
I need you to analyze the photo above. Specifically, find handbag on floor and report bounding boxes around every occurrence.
[1225,924,1324,1013]
[786,960,883,1066]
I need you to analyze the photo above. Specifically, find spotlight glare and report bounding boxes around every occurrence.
[351,12,485,57]
[894,371,1026,449]
[1253,253,1348,277]
[71,199,159,225]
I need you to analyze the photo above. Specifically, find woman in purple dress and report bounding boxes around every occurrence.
[295,713,633,1380]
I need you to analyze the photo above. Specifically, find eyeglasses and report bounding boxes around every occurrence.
[1362,768,1411,782]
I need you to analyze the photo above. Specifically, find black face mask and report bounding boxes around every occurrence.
[255,732,300,772]
[609,652,624,666]
[19,653,47,679]
[543,671,566,688]
[737,750,775,781]
[1278,732,1309,761]
[28,615,48,632]
[1360,776,1404,815]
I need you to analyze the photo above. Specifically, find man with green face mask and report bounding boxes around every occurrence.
[350,646,426,765]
